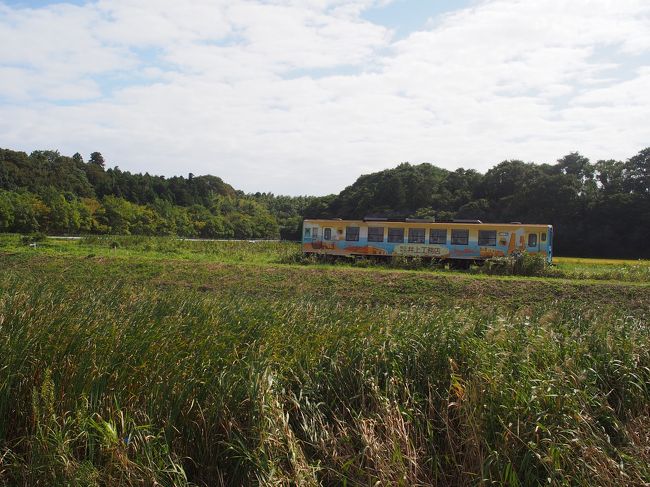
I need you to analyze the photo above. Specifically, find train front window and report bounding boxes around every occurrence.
[304,228,311,238]
[430,229,447,244]
[408,228,425,243]
[388,228,404,243]
[368,227,384,242]
[478,230,496,246]
[451,229,469,245]
[528,233,537,247]
[346,226,360,241]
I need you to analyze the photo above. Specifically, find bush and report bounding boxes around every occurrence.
[514,252,548,276]
[482,252,550,276]
[278,251,321,265]
[20,232,46,246]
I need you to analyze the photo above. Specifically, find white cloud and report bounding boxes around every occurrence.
[94,0,232,46]
[0,0,649,195]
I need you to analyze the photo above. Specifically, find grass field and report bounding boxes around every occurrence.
[1,235,649,486]
[552,256,650,282]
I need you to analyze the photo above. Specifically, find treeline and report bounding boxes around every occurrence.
[1,147,649,257]
[0,149,282,239]
[303,149,650,258]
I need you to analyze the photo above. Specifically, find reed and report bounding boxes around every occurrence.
[1,264,649,486]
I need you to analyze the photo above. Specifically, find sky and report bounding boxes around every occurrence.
[0,0,649,195]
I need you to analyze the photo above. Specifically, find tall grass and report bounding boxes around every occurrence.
[76,235,299,263]
[552,258,650,282]
[1,270,649,486]
[3,234,650,282]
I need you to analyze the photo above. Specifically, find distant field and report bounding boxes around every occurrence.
[3,234,650,282]
[552,256,650,282]
[554,256,649,265]
[1,235,649,486]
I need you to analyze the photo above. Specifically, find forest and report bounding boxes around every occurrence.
[1,146,649,258]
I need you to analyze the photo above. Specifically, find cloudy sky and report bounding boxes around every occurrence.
[1,0,649,195]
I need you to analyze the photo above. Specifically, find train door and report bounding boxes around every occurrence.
[312,226,322,249]
[527,231,540,253]
[545,226,553,262]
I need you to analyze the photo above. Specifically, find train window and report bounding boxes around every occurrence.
[528,233,537,247]
[451,229,469,245]
[304,228,311,238]
[313,227,318,239]
[387,228,404,243]
[541,232,546,242]
[324,228,332,240]
[346,226,360,241]
[430,229,447,244]
[478,230,496,246]
[408,228,425,243]
[368,227,384,242]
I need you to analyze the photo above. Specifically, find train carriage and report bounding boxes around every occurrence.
[302,218,553,263]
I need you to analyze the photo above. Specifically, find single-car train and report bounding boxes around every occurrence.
[302,218,553,263]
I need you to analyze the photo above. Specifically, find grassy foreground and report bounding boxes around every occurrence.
[1,236,649,486]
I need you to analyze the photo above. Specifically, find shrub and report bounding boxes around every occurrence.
[388,255,433,270]
[514,251,548,276]
[278,251,321,265]
[20,232,46,246]
[482,252,550,276]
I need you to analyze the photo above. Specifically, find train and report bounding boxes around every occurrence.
[302,218,553,263]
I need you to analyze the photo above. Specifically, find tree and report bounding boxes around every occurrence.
[41,188,80,234]
[101,196,135,234]
[624,147,650,194]
[595,159,625,195]
[89,152,105,168]
[72,152,84,165]
[78,198,109,233]
[0,191,14,231]
[480,160,538,201]
[10,192,49,233]
[554,152,596,195]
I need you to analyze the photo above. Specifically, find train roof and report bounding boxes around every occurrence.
[303,218,551,228]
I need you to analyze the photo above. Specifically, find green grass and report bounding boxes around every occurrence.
[3,234,650,283]
[0,234,298,265]
[1,235,649,486]
[553,256,650,282]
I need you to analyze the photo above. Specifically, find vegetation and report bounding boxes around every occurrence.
[1,144,648,484]
[308,150,650,258]
[478,253,550,277]
[1,237,649,486]
[0,149,281,239]
[2,146,650,257]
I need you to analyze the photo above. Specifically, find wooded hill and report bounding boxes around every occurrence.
[1,147,649,258]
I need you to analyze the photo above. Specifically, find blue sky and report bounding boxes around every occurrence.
[5,0,473,34]
[1,0,649,195]
[363,0,474,39]
[2,0,85,5]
